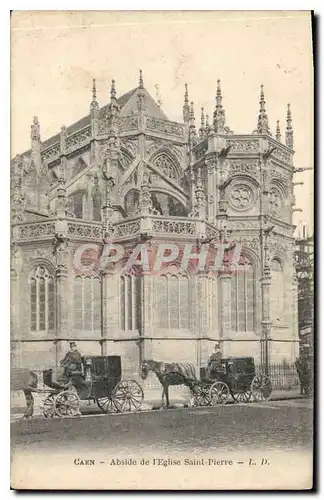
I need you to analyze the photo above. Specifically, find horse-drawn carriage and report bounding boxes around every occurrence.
[40,355,144,418]
[140,356,272,408]
[191,356,272,406]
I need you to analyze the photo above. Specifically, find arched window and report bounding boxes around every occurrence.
[270,259,284,322]
[73,275,101,331]
[231,258,255,332]
[120,275,141,331]
[155,274,190,329]
[29,266,55,331]
[153,154,179,182]
[69,191,85,219]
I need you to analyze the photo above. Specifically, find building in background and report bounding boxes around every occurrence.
[11,72,299,375]
[295,222,314,359]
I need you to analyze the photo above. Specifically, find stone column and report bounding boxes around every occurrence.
[218,266,232,356]
[54,233,70,367]
[101,270,119,356]
[141,271,153,362]
[196,273,209,376]
[260,265,272,372]
[206,158,216,222]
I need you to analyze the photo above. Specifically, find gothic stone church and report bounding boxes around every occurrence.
[11,72,299,376]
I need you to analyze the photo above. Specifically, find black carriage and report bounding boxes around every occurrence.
[191,356,272,407]
[41,355,144,418]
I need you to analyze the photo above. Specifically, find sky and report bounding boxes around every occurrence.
[10,11,314,231]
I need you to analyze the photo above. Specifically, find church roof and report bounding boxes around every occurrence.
[40,86,169,151]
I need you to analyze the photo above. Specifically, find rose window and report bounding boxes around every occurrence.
[229,185,254,211]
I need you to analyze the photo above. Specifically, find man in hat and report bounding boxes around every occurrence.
[60,342,82,381]
[206,342,223,379]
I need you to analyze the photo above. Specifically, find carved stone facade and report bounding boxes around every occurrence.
[11,78,298,373]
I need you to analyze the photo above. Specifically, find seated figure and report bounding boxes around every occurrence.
[60,342,82,382]
[206,342,223,380]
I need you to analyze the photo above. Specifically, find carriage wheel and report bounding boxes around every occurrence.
[251,375,272,402]
[96,396,116,414]
[233,391,252,403]
[191,383,211,407]
[112,380,144,413]
[209,381,230,406]
[54,390,80,418]
[43,394,55,418]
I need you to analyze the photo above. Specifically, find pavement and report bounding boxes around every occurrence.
[11,396,313,453]
[11,398,313,490]
[10,385,309,420]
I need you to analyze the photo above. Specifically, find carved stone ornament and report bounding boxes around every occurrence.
[121,139,138,158]
[151,219,196,236]
[207,159,216,175]
[228,184,255,211]
[114,220,141,238]
[41,142,60,163]
[24,247,55,266]
[53,232,69,274]
[226,139,260,152]
[267,239,287,259]
[269,168,289,183]
[243,237,260,253]
[145,116,184,137]
[229,160,258,177]
[269,187,282,215]
[17,222,56,241]
[65,126,91,152]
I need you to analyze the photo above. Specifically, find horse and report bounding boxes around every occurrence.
[11,368,38,418]
[140,360,196,408]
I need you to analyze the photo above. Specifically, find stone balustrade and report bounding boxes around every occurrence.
[13,216,217,243]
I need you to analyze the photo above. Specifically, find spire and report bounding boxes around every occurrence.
[189,101,196,144]
[184,83,189,106]
[256,84,271,135]
[199,107,205,138]
[183,83,190,123]
[285,103,294,149]
[110,79,117,104]
[139,69,144,89]
[213,79,226,133]
[190,101,195,128]
[137,70,145,112]
[276,120,281,142]
[205,113,211,136]
[30,116,40,142]
[107,78,120,130]
[11,155,26,222]
[91,79,99,110]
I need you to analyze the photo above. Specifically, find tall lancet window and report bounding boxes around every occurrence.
[73,275,101,331]
[231,258,255,332]
[270,259,284,322]
[29,266,55,331]
[120,275,142,331]
[154,273,190,329]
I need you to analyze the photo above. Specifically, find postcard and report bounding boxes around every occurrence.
[10,10,314,490]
